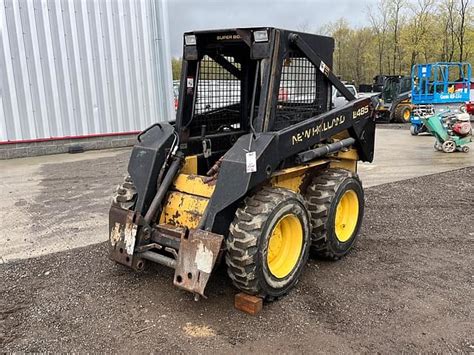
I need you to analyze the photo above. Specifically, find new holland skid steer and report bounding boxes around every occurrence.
[109,28,377,301]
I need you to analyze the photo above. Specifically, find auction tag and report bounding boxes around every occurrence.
[245,151,257,173]
[187,77,194,88]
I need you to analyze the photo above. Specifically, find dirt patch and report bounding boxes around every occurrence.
[1,167,473,353]
[28,150,130,234]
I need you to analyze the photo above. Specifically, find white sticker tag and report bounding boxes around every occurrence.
[245,151,257,173]
[319,60,330,76]
[187,77,194,88]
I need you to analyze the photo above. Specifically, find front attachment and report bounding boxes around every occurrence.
[174,229,224,298]
[109,206,139,269]
[109,204,223,298]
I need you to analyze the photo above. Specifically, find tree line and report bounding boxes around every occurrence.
[171,0,472,86]
[323,0,472,85]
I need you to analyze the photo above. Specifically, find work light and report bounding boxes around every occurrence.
[253,30,268,42]
[185,35,196,46]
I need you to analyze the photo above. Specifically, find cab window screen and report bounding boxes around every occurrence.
[191,55,241,135]
[274,54,326,130]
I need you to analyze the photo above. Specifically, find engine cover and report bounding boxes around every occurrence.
[452,122,472,137]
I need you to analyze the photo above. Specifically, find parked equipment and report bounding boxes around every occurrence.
[410,62,472,135]
[421,110,472,153]
[109,28,377,301]
[370,75,412,123]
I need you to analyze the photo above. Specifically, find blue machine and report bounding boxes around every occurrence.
[410,62,472,135]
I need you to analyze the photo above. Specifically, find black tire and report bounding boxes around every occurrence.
[393,104,411,123]
[112,175,137,210]
[306,168,364,260]
[226,187,311,300]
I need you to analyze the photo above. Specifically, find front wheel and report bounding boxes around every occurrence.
[394,104,412,123]
[410,125,419,136]
[226,187,311,300]
[442,140,456,153]
[306,169,364,260]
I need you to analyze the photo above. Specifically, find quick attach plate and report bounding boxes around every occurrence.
[173,229,223,298]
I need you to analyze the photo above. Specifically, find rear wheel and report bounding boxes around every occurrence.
[394,104,411,123]
[306,168,364,260]
[226,187,311,300]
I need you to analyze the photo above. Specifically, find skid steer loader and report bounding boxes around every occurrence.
[109,28,377,301]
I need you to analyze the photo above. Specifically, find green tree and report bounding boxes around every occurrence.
[171,57,182,80]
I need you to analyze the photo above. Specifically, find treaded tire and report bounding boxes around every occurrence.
[306,168,364,260]
[393,104,411,123]
[112,175,137,210]
[226,187,311,300]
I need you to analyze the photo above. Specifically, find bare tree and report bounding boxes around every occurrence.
[407,0,436,68]
[440,0,457,61]
[455,0,471,61]
[368,0,389,74]
[388,0,406,74]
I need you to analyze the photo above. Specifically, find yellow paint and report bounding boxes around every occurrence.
[271,172,306,193]
[172,174,215,198]
[267,214,303,278]
[270,159,328,193]
[160,171,215,228]
[335,189,359,242]
[329,148,358,172]
[271,159,329,177]
[331,131,350,140]
[403,108,411,120]
[334,148,358,161]
[159,191,209,229]
[181,155,198,175]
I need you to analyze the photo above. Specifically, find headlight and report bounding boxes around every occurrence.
[253,30,268,42]
[184,35,196,46]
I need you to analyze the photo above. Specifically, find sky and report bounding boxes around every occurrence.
[167,0,379,57]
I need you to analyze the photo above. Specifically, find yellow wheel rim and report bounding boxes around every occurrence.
[267,214,303,279]
[335,190,359,242]
[403,109,410,121]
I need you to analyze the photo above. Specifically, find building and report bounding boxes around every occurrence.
[0,0,173,159]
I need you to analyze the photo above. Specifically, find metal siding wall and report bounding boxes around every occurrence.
[0,0,173,142]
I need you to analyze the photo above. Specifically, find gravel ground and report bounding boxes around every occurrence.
[1,167,473,353]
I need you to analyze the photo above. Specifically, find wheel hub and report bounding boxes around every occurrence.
[335,190,359,242]
[267,214,303,279]
[403,109,410,121]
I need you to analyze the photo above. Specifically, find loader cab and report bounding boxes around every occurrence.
[381,75,411,104]
[175,28,335,174]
